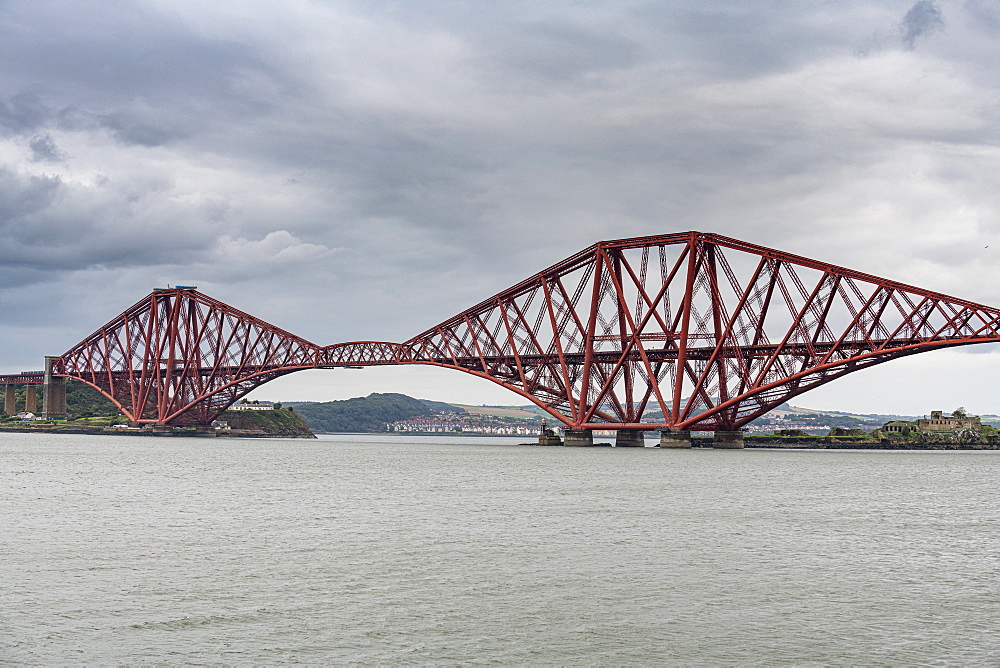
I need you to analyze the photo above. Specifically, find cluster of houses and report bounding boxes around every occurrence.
[229,401,274,411]
[388,412,543,436]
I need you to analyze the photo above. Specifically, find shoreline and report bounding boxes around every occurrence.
[0,425,315,439]
[4,426,997,448]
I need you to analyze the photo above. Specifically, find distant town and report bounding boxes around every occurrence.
[277,394,1000,443]
[382,404,1000,442]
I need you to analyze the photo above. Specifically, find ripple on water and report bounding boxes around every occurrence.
[2,434,1000,664]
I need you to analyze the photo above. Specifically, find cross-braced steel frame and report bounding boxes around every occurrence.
[53,232,1000,428]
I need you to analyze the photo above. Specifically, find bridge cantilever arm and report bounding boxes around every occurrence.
[675,335,1000,431]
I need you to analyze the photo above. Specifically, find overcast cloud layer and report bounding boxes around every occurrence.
[2,0,1000,413]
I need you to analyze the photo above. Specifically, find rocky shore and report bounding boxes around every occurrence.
[742,436,1000,450]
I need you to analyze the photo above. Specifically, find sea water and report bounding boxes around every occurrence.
[2,432,999,664]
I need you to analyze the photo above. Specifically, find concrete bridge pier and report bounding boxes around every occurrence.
[659,430,692,448]
[713,430,745,449]
[42,357,67,420]
[151,425,174,436]
[615,430,646,447]
[4,385,14,415]
[563,429,595,447]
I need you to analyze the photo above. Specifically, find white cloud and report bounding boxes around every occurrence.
[209,230,339,276]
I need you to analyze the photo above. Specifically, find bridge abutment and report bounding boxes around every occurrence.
[615,430,646,447]
[4,385,14,415]
[712,430,745,449]
[563,429,594,447]
[659,430,692,448]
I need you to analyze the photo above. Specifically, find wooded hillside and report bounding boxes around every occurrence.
[292,393,434,433]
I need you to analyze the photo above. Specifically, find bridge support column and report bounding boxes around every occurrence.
[615,430,646,447]
[24,386,37,414]
[659,430,692,448]
[42,357,67,420]
[4,385,14,415]
[563,429,594,447]
[713,430,745,449]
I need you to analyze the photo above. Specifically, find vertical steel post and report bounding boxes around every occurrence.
[671,234,699,425]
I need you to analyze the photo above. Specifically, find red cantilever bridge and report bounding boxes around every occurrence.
[7,231,1000,435]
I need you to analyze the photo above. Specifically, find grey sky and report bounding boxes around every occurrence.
[2,0,999,413]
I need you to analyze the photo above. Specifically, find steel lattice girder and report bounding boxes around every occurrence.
[53,232,1000,427]
[56,290,321,425]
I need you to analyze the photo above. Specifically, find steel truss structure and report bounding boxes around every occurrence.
[54,232,1000,428]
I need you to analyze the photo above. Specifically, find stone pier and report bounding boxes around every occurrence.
[563,429,594,447]
[658,429,692,448]
[42,356,67,420]
[615,430,646,447]
[150,425,175,436]
[24,386,37,414]
[4,385,15,415]
[538,430,563,446]
[712,430,745,449]
[537,420,563,446]
[193,425,217,438]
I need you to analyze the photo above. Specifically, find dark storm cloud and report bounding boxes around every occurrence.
[0,170,61,231]
[2,1,255,95]
[0,0,298,145]
[28,134,64,162]
[859,0,945,55]
[0,93,50,135]
[899,0,945,50]
[0,165,223,283]
[98,113,180,148]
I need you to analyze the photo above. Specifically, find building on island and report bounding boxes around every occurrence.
[230,402,274,411]
[873,409,984,441]
[915,410,981,433]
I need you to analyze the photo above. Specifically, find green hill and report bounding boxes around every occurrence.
[420,398,465,413]
[66,381,121,419]
[220,408,315,437]
[292,393,432,433]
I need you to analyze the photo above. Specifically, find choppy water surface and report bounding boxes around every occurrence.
[2,432,999,665]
